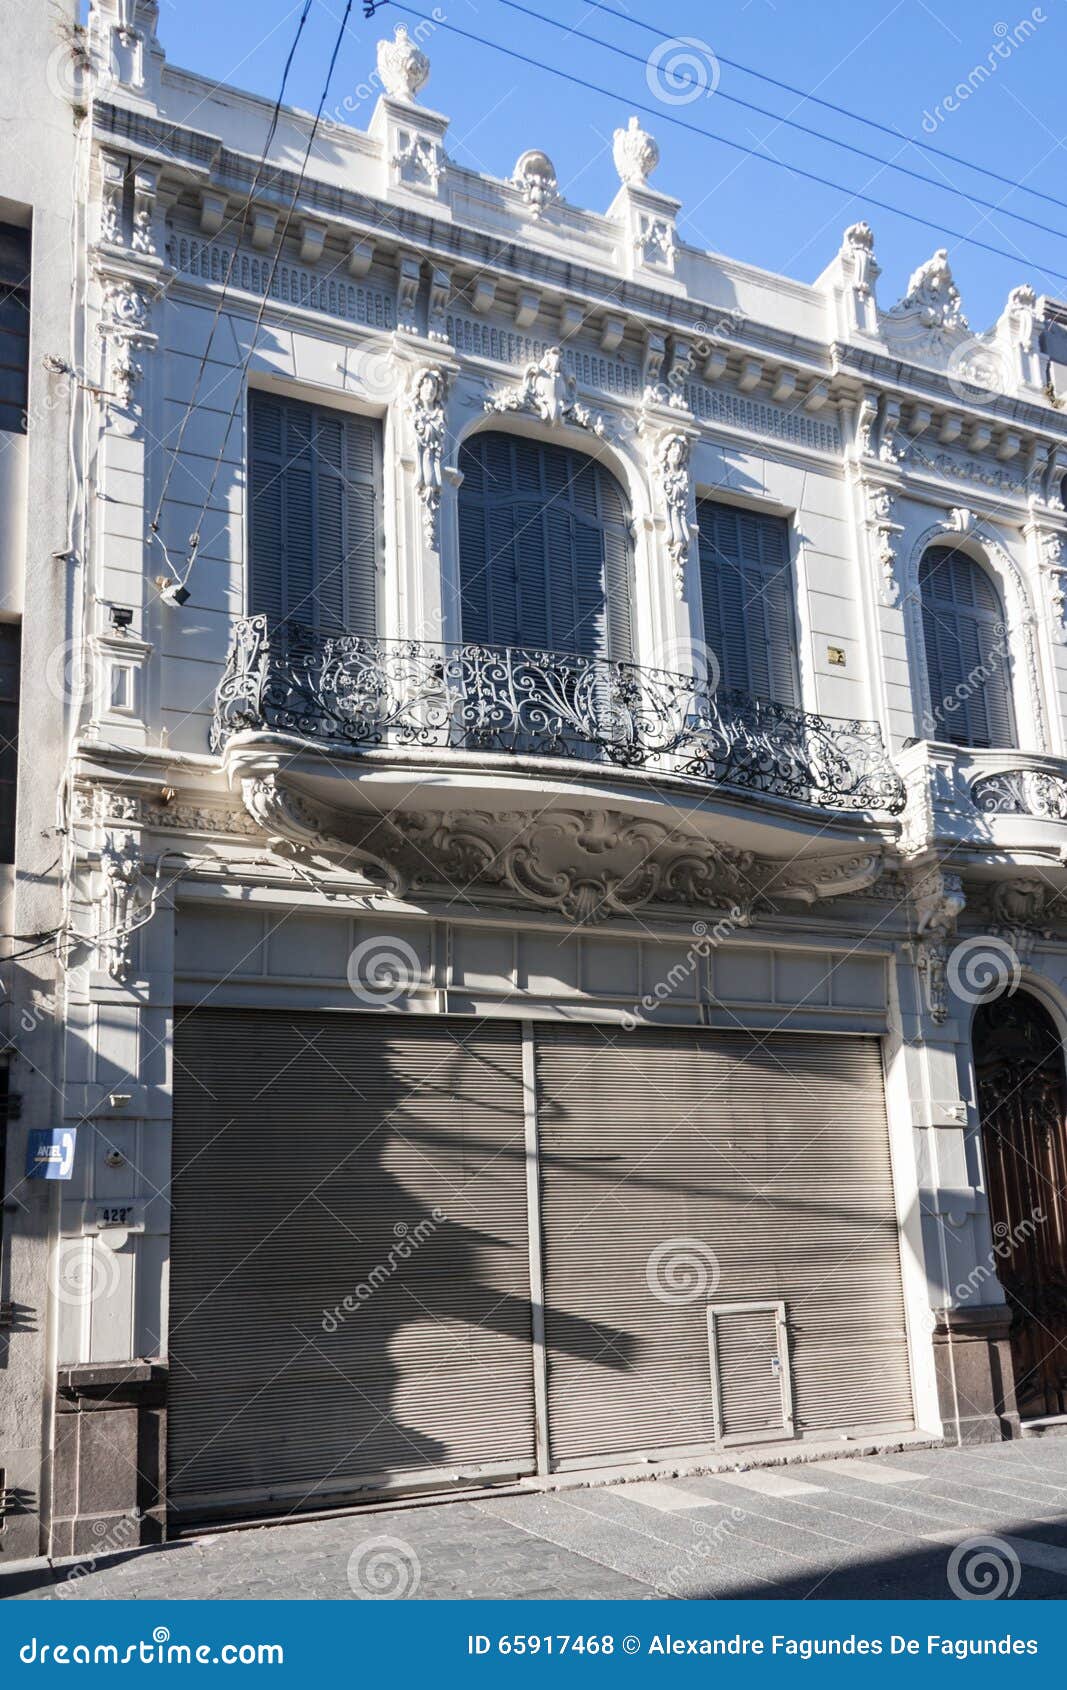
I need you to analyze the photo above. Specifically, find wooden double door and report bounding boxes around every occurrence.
[975,992,1067,1420]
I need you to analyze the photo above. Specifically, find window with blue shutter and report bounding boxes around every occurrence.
[247,390,381,634]
[919,546,1016,749]
[696,500,799,706]
[457,432,633,660]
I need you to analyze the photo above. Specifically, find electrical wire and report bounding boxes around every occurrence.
[386,1,1067,289]
[170,0,356,590]
[149,0,315,551]
[487,0,1067,248]
[582,0,1067,220]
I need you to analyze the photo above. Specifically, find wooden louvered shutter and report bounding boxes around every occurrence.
[342,413,380,638]
[697,501,799,706]
[919,546,1015,749]
[247,391,380,635]
[248,392,285,623]
[458,433,633,660]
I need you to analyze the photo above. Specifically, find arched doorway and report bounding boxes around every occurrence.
[973,991,1067,1419]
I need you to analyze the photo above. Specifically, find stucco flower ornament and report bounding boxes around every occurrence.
[612,115,660,186]
[376,25,430,103]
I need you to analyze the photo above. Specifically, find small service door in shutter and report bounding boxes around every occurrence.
[168,1012,535,1521]
[535,1025,913,1467]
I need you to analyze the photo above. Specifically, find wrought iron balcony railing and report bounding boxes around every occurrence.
[211,616,906,816]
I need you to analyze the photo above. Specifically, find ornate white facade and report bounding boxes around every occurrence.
[7,0,1067,1555]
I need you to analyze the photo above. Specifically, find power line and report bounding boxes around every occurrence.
[150,0,315,540]
[583,0,1067,221]
[386,2,1067,289]
[174,0,356,586]
[487,0,1067,248]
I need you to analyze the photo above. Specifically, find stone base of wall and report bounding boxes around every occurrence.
[932,1305,1020,1444]
[51,1363,166,1559]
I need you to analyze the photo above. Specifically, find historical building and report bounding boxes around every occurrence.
[5,0,1067,1556]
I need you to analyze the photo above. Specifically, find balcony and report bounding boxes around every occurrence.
[211,617,905,824]
[899,739,1067,867]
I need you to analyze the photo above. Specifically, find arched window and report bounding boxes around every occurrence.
[919,546,1016,749]
[696,500,799,706]
[457,432,633,660]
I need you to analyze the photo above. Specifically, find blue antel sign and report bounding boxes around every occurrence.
[25,1127,77,1181]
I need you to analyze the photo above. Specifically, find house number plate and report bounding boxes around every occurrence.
[82,1201,146,1235]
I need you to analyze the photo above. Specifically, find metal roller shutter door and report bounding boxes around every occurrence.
[535,1025,913,1465]
[169,1010,534,1520]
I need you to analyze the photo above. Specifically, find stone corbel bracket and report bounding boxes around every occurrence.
[238,768,407,896]
[760,849,884,907]
[908,866,966,1024]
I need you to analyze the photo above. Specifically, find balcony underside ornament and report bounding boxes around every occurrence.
[228,774,885,927]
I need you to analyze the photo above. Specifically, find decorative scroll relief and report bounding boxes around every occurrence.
[646,429,695,598]
[969,876,1054,964]
[864,483,902,607]
[408,366,450,547]
[902,440,1028,499]
[98,830,145,981]
[1034,528,1067,641]
[170,236,395,330]
[446,314,642,398]
[512,150,559,217]
[393,130,446,193]
[634,212,675,271]
[910,866,966,1025]
[683,381,842,454]
[883,247,969,360]
[97,279,157,417]
[485,347,607,435]
[226,778,885,928]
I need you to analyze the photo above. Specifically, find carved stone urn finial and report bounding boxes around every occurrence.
[376,24,430,103]
[612,115,659,186]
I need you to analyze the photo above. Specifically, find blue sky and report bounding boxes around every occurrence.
[151,0,1067,329]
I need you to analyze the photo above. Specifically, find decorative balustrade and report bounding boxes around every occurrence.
[971,768,1067,819]
[211,616,906,816]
